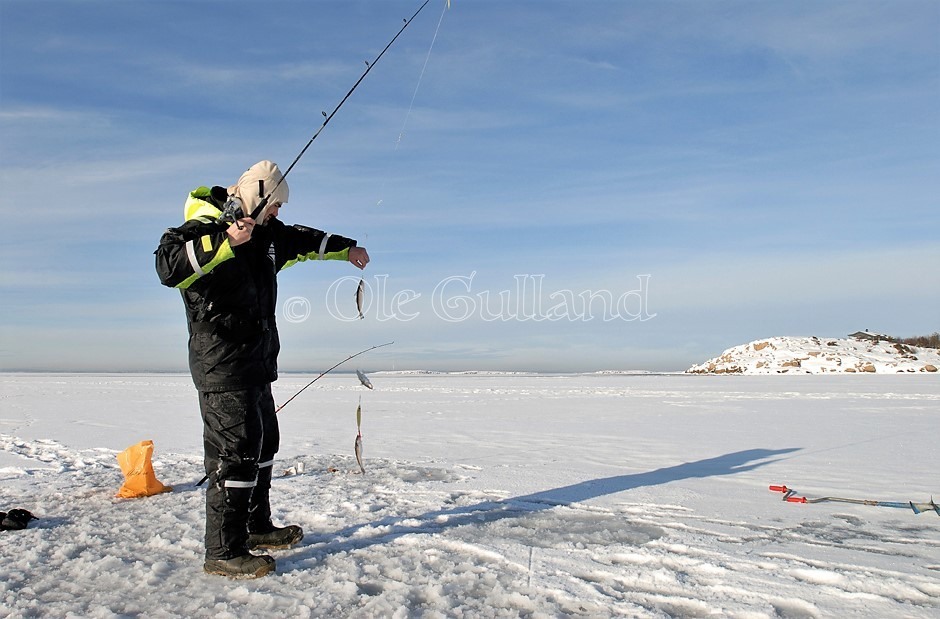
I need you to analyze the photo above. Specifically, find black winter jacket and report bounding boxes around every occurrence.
[155,186,357,392]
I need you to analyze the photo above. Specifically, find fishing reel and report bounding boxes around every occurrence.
[218,197,245,226]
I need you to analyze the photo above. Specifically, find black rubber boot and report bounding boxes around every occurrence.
[248,524,304,550]
[205,484,254,561]
[204,553,275,579]
[247,458,302,550]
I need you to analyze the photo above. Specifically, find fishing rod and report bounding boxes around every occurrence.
[221,0,434,225]
[275,341,394,413]
[195,341,394,486]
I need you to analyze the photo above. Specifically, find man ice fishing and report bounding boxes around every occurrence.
[155,160,369,578]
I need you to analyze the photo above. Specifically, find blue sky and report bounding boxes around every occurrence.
[1,0,938,373]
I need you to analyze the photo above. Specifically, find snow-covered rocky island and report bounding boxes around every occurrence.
[687,333,940,375]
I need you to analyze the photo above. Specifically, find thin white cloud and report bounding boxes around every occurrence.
[165,58,351,91]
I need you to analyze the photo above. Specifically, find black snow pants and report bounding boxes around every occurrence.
[199,384,280,560]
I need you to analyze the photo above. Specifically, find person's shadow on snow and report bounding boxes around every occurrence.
[287,447,799,567]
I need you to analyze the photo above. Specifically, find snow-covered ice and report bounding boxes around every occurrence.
[1,372,938,617]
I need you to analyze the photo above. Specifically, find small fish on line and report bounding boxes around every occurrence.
[354,397,366,473]
[356,369,373,390]
[356,278,365,319]
[354,434,365,475]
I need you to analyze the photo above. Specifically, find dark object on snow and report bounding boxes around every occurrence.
[1,508,38,530]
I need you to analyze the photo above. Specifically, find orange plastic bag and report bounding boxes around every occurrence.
[115,440,173,498]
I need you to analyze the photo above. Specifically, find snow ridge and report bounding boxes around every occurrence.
[687,335,940,375]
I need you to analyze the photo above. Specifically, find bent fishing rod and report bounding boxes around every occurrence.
[275,341,394,413]
[195,341,395,486]
[221,0,433,225]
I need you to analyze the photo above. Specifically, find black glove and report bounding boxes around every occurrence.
[1,508,38,530]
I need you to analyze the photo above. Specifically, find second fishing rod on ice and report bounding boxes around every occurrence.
[219,0,433,226]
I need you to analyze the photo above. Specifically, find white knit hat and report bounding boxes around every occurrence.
[228,160,289,224]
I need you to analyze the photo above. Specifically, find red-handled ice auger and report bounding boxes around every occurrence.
[770,485,940,516]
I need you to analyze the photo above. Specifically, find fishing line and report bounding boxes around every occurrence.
[376,0,450,207]
[396,0,449,151]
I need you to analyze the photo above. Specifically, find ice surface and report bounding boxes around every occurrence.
[1,373,938,617]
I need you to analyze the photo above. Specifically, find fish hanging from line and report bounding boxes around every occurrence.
[354,434,365,474]
[356,369,373,390]
[356,278,365,320]
[354,396,366,474]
